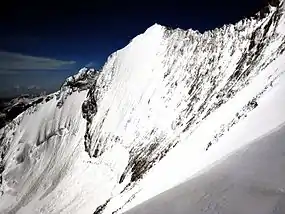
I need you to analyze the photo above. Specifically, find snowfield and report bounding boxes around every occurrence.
[0,1,285,214]
[125,121,285,214]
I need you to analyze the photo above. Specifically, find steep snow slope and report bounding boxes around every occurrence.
[0,1,285,214]
[117,56,285,213]
[125,122,285,214]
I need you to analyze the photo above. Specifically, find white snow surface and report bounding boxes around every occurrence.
[125,120,285,214]
[0,2,285,214]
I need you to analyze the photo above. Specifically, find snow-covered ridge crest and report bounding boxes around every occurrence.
[0,1,285,213]
[56,67,99,107]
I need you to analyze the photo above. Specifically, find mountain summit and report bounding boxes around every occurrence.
[0,1,285,213]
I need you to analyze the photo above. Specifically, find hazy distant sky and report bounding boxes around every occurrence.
[0,0,268,98]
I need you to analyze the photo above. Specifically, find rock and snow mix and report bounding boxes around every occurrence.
[0,1,285,213]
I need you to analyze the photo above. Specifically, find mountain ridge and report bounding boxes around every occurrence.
[0,1,285,213]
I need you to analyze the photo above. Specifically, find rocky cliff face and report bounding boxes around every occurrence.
[0,1,285,214]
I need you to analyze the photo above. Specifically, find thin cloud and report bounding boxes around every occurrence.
[85,61,100,68]
[0,51,76,74]
[0,69,21,75]
[85,62,95,67]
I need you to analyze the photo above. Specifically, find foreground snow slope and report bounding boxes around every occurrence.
[0,1,285,213]
[125,123,285,214]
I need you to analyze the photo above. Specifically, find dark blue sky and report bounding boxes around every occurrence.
[0,0,267,98]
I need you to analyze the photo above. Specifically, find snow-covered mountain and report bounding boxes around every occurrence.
[0,95,46,129]
[0,1,285,213]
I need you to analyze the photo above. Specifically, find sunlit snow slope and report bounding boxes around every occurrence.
[0,1,285,213]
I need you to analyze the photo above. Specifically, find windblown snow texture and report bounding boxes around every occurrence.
[125,123,285,214]
[0,1,285,213]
